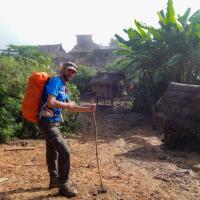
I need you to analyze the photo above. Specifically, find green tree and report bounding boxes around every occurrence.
[72,64,96,92]
[0,44,52,67]
[115,0,200,109]
[0,45,53,143]
[0,45,79,143]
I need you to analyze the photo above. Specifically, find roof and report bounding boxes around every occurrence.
[38,44,68,58]
[154,82,200,129]
[70,42,99,53]
[70,35,99,53]
[90,71,125,86]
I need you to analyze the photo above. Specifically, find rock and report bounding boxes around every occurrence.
[0,178,8,183]
[192,164,200,172]
[158,155,169,160]
[154,175,169,182]
[170,169,191,177]
[85,163,96,168]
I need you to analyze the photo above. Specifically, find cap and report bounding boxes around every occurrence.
[63,62,78,72]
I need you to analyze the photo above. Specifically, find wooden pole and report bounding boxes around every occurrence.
[92,98,103,189]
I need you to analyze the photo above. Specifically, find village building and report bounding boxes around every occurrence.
[37,44,68,66]
[90,71,127,105]
[66,34,119,71]
[38,34,119,71]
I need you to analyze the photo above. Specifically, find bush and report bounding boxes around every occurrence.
[0,45,80,143]
[60,84,80,134]
[72,64,96,93]
[0,47,52,143]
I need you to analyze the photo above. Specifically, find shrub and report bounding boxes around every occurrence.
[72,64,96,93]
[0,45,80,143]
[60,84,80,134]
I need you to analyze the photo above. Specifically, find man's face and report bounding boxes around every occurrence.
[63,68,76,82]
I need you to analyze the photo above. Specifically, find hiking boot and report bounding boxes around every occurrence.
[49,176,60,189]
[59,184,78,198]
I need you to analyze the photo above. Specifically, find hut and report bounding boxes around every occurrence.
[66,34,120,71]
[38,44,68,65]
[153,82,200,150]
[67,35,99,66]
[90,71,126,106]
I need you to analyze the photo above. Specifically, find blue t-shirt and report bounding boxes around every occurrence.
[41,76,70,122]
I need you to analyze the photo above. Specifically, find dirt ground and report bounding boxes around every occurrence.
[0,105,200,200]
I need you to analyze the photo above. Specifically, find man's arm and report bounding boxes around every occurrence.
[68,105,96,113]
[46,94,75,109]
[47,94,96,113]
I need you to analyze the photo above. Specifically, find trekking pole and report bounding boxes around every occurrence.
[91,98,107,193]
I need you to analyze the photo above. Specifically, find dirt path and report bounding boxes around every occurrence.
[0,107,200,200]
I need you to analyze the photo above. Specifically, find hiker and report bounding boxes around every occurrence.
[37,62,96,198]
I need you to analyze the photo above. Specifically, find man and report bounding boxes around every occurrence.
[37,62,96,198]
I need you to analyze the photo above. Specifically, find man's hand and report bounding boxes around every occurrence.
[68,101,76,108]
[88,103,96,112]
[80,102,96,112]
[65,102,96,113]
[64,101,76,111]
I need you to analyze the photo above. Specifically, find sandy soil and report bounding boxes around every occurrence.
[0,106,200,200]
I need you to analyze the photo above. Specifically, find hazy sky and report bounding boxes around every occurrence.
[0,0,199,52]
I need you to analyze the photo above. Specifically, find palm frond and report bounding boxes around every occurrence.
[178,8,191,27]
[189,10,200,24]
[134,20,150,39]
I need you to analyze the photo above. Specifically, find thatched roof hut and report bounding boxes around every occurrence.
[70,35,99,53]
[90,71,126,105]
[37,44,68,65]
[153,82,200,150]
[38,44,68,58]
[91,71,125,86]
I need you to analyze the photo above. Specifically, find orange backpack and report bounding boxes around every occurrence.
[22,72,51,123]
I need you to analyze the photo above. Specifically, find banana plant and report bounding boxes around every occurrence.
[114,0,200,105]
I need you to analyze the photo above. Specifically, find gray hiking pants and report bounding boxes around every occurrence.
[37,120,71,187]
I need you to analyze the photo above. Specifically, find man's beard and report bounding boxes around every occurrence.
[63,74,70,82]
